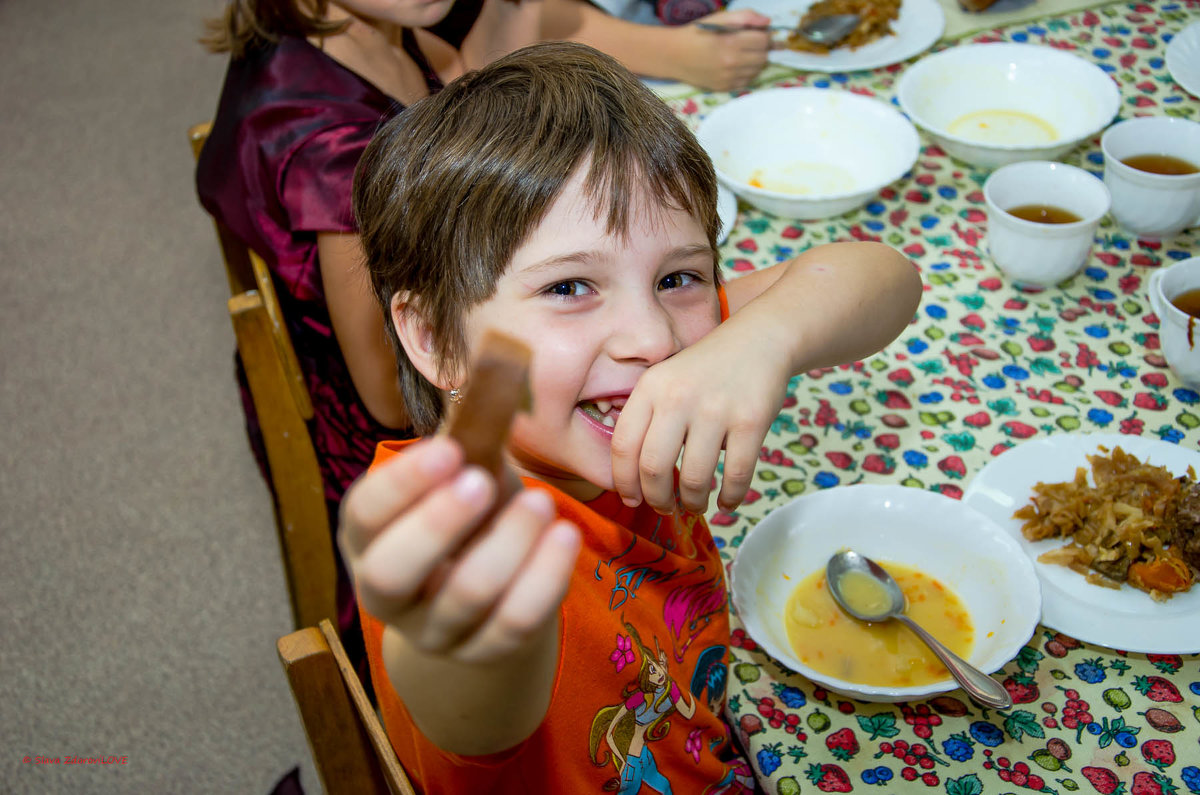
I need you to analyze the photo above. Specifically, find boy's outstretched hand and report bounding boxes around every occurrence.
[340,436,581,664]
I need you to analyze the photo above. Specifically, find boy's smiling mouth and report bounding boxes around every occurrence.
[578,396,627,429]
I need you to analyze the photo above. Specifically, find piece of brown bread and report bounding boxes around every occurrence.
[444,330,532,505]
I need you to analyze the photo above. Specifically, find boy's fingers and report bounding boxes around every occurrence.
[677,424,723,514]
[636,414,688,514]
[340,436,463,558]
[717,428,761,511]
[455,520,581,664]
[415,489,556,653]
[354,466,495,613]
[610,399,651,506]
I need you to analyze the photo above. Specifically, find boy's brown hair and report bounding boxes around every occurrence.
[353,41,721,434]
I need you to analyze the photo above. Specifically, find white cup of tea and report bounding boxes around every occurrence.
[983,161,1111,289]
[1100,116,1200,240]
[1148,256,1200,388]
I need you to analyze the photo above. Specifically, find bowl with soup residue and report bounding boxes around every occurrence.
[729,484,1042,702]
[696,87,920,220]
[896,43,1120,169]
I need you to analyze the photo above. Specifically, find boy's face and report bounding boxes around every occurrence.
[463,168,721,500]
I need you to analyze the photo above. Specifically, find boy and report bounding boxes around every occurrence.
[343,41,921,792]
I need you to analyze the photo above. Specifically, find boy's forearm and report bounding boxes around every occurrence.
[725,241,921,373]
[540,0,687,82]
[381,615,561,756]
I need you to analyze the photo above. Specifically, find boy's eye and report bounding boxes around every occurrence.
[658,272,698,291]
[545,280,591,298]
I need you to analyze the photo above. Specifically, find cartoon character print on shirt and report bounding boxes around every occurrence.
[663,576,726,664]
[689,647,758,795]
[589,622,697,794]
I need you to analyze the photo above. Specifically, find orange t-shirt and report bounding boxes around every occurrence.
[360,444,754,794]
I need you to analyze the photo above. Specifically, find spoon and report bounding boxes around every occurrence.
[825,550,1013,710]
[796,13,861,46]
[697,13,860,46]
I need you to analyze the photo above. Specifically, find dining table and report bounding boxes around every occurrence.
[660,0,1200,791]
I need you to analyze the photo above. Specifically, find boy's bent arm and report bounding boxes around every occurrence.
[722,240,921,371]
[611,241,919,513]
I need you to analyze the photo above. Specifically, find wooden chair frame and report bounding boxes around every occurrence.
[278,620,415,795]
[189,122,338,630]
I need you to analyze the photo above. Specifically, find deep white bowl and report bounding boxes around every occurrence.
[896,42,1120,169]
[696,88,919,220]
[730,484,1041,702]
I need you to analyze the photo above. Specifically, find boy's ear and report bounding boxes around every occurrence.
[390,293,453,391]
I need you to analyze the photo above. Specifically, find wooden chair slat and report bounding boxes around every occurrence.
[278,620,415,795]
[229,292,337,629]
[190,120,337,630]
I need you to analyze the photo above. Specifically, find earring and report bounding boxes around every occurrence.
[448,387,464,404]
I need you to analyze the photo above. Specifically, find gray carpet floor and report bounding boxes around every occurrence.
[2,1,320,792]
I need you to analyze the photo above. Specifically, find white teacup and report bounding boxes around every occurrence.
[1100,117,1200,240]
[983,161,1111,289]
[1148,256,1200,389]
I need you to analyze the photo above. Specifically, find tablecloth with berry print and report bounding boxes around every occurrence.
[669,2,1200,793]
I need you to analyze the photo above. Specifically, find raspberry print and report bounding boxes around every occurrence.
[1179,765,1200,794]
[756,743,783,777]
[941,733,974,762]
[968,721,1004,747]
[1075,658,1107,684]
[775,685,806,709]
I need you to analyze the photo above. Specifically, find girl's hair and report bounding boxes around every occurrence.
[353,41,720,434]
[201,0,346,56]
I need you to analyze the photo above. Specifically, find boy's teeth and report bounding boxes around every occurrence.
[601,414,616,428]
[596,399,612,414]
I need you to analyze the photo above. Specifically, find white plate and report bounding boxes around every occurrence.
[730,484,1041,701]
[717,183,737,244]
[962,433,1200,654]
[727,0,945,73]
[1167,21,1200,99]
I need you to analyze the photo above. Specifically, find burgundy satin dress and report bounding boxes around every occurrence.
[195,29,449,671]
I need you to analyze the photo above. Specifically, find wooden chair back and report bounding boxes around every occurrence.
[189,122,338,630]
[278,620,415,795]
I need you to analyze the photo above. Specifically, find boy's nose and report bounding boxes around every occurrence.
[606,299,680,365]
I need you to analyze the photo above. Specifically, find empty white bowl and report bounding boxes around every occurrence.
[896,42,1120,169]
[730,484,1041,702]
[696,87,919,220]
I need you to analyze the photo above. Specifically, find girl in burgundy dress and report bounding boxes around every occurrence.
[195,0,538,671]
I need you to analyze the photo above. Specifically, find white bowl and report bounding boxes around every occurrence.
[896,43,1120,169]
[730,484,1041,702]
[696,88,919,220]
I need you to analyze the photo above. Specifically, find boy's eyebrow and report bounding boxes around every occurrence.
[517,251,602,276]
[518,244,715,276]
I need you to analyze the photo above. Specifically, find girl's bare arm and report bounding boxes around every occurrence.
[318,232,410,429]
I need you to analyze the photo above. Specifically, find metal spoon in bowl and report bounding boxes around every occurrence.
[697,13,860,47]
[825,550,1013,709]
